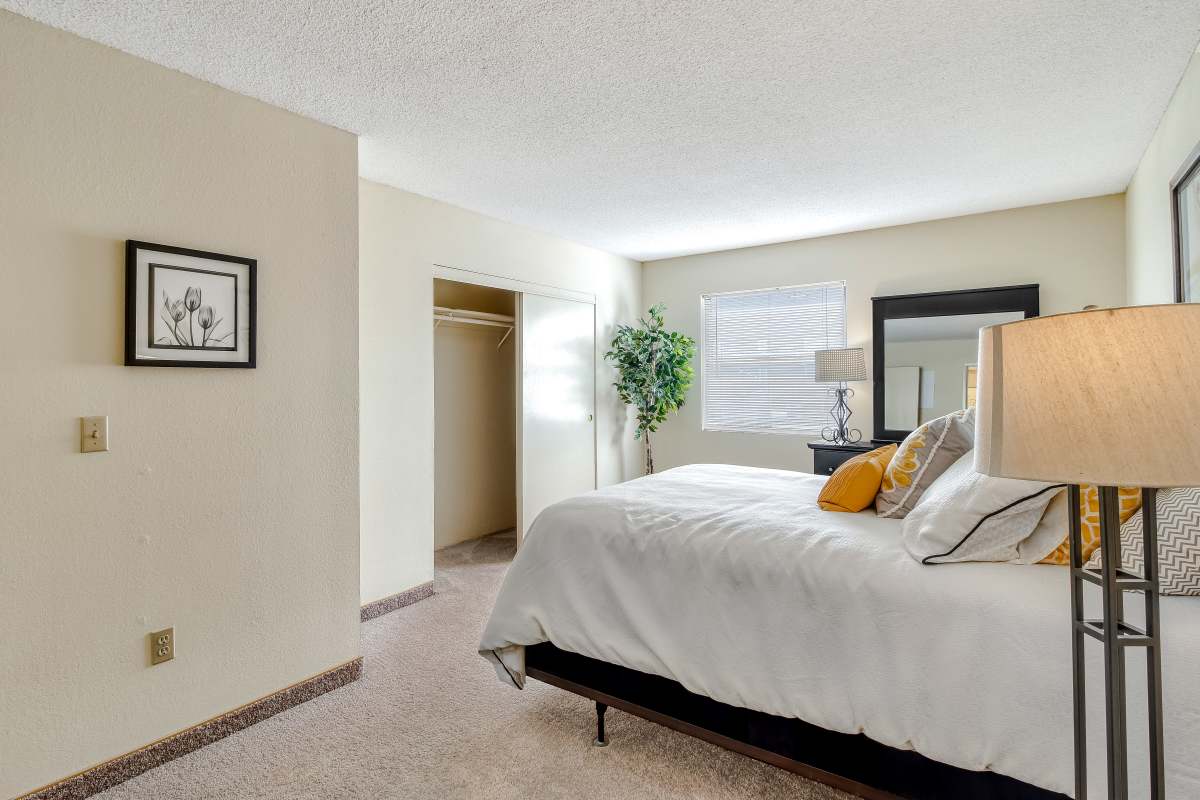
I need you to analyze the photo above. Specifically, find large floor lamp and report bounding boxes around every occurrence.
[973,304,1200,799]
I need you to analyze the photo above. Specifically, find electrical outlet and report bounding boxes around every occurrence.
[149,627,174,665]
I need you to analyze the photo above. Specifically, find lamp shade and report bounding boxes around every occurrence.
[973,304,1200,487]
[814,347,867,382]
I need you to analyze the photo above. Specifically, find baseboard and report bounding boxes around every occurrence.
[17,656,363,800]
[360,580,435,622]
[17,580,432,800]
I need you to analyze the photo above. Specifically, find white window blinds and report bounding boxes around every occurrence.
[701,281,847,434]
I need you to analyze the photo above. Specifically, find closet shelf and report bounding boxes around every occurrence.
[433,306,514,349]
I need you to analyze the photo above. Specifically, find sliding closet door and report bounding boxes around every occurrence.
[519,293,596,540]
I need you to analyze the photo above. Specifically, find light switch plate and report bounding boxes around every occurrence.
[149,627,174,665]
[81,416,108,453]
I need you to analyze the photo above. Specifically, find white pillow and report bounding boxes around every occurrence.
[1019,487,1072,564]
[903,451,1060,564]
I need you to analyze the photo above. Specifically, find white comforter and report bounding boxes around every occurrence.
[479,465,1200,799]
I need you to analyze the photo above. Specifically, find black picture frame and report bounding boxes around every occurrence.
[125,240,256,368]
[1171,139,1200,303]
[871,284,1039,442]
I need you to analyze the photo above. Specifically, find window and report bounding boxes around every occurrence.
[701,281,847,434]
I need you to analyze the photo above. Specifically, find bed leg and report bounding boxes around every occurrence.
[593,701,609,747]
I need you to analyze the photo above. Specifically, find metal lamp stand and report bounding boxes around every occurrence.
[1069,485,1166,799]
[820,384,861,446]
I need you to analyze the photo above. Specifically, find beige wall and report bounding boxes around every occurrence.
[0,12,360,799]
[433,281,517,548]
[360,179,642,604]
[642,195,1127,474]
[1127,49,1200,304]
[885,338,980,424]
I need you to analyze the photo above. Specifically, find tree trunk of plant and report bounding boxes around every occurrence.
[644,344,659,476]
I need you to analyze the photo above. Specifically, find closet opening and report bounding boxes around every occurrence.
[433,278,518,550]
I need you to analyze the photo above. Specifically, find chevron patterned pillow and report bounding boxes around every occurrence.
[1085,487,1200,596]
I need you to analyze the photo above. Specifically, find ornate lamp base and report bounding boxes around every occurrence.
[821,385,861,446]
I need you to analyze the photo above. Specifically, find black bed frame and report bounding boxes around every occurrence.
[526,643,1068,800]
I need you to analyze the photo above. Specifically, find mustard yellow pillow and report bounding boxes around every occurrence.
[1039,485,1142,565]
[818,445,898,513]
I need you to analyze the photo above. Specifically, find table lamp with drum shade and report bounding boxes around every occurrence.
[974,304,1200,800]
[814,347,867,445]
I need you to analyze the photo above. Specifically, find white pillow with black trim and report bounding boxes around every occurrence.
[1085,487,1200,596]
[1022,487,1074,564]
[903,450,1061,564]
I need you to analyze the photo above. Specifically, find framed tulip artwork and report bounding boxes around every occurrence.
[125,240,256,368]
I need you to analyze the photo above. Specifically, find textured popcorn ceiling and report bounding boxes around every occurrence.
[5,1,1200,260]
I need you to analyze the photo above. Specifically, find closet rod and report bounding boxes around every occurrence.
[432,314,511,329]
[432,310,515,350]
[433,305,514,323]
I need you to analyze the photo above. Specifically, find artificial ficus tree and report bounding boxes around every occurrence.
[604,304,696,475]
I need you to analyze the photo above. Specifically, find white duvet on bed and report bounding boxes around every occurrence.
[479,464,1200,799]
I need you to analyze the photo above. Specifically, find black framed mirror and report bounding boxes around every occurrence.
[872,284,1039,442]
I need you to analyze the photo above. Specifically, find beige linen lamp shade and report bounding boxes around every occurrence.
[973,304,1200,487]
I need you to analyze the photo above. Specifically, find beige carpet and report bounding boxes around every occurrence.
[96,531,853,799]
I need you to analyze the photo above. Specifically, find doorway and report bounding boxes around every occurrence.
[433,279,517,550]
[432,269,597,547]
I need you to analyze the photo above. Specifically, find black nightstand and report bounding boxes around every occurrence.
[807,441,875,476]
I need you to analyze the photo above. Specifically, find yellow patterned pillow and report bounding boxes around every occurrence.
[876,408,975,519]
[880,434,924,494]
[1039,486,1142,565]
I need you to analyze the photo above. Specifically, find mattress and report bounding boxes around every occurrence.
[479,464,1200,799]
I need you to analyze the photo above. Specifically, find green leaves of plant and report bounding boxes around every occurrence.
[603,304,696,439]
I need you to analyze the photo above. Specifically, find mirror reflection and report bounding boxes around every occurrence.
[882,311,1023,429]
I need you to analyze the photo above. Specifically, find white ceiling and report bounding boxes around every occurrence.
[5,2,1200,261]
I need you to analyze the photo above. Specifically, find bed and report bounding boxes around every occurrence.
[479,464,1200,800]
